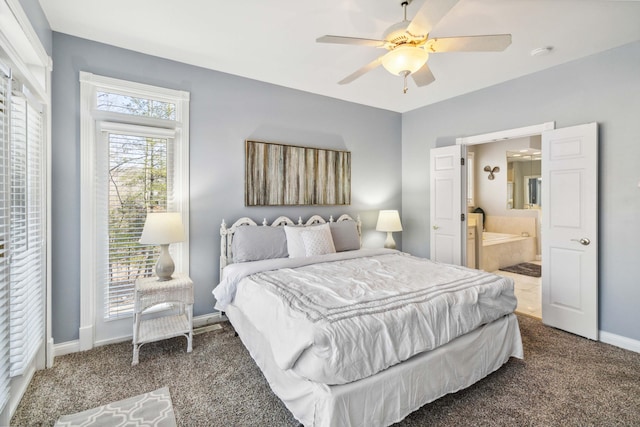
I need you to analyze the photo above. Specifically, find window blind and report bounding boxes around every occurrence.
[0,62,11,413]
[100,132,173,319]
[9,91,44,377]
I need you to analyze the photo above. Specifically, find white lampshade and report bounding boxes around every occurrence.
[376,210,403,232]
[381,45,429,76]
[139,212,185,244]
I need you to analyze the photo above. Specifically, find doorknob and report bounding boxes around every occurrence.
[433,225,440,230]
[571,238,591,246]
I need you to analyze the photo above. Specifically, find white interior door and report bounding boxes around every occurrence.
[542,122,598,340]
[430,145,463,264]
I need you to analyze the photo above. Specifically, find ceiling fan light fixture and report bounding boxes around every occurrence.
[381,45,429,76]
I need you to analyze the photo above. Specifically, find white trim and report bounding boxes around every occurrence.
[4,0,49,69]
[193,311,226,329]
[52,340,80,358]
[97,120,177,139]
[456,122,555,146]
[5,361,36,422]
[600,330,640,354]
[54,312,226,357]
[79,72,190,104]
[80,72,190,349]
[44,56,53,370]
[79,75,96,351]
[0,0,49,100]
[91,110,181,130]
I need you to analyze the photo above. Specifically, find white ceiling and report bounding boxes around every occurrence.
[40,0,640,113]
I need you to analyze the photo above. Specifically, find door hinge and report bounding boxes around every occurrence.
[461,213,465,221]
[461,157,465,166]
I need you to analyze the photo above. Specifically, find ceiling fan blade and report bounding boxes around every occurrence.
[411,62,436,87]
[338,56,383,85]
[317,35,386,48]
[426,34,512,53]
[407,0,460,36]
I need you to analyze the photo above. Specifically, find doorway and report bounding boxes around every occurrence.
[466,136,543,319]
[449,121,599,340]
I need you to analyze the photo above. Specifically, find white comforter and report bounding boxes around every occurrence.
[213,249,517,385]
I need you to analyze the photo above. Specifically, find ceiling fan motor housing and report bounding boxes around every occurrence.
[383,21,426,47]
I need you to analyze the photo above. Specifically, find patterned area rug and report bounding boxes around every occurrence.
[54,387,176,427]
[500,262,541,278]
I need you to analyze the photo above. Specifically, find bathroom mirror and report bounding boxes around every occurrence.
[507,150,542,209]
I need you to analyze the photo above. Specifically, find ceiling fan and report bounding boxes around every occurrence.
[317,0,512,93]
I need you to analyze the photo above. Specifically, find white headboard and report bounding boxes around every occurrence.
[219,214,361,278]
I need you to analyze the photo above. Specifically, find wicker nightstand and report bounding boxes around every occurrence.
[132,273,194,366]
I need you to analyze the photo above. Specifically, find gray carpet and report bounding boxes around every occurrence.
[12,315,640,426]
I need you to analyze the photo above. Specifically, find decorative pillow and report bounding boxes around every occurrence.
[329,220,361,252]
[284,225,308,258]
[301,225,336,257]
[232,225,288,262]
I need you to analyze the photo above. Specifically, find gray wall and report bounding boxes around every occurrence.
[51,33,402,343]
[402,40,640,341]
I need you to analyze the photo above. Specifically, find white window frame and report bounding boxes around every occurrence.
[79,72,189,350]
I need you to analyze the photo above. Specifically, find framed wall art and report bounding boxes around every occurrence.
[245,140,351,206]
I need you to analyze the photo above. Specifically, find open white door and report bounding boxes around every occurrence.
[430,145,464,264]
[542,122,598,340]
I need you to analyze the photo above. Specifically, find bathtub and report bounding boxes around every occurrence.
[480,232,536,272]
[483,232,526,245]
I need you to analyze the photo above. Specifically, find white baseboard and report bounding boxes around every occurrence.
[78,325,93,351]
[6,361,37,420]
[46,337,55,368]
[193,311,226,328]
[54,312,227,358]
[54,339,81,357]
[600,330,640,354]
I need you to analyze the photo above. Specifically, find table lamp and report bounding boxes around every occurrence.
[376,210,403,249]
[139,212,185,281]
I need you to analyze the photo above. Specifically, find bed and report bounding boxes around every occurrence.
[213,214,523,427]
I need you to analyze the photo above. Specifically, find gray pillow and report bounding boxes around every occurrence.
[330,220,360,252]
[232,226,288,262]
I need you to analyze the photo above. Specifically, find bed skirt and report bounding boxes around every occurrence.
[225,305,523,427]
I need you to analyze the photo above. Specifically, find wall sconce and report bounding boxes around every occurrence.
[484,165,500,180]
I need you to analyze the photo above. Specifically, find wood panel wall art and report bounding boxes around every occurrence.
[245,140,351,206]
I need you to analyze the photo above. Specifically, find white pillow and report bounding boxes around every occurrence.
[284,223,336,258]
[284,225,308,258]
[301,225,336,257]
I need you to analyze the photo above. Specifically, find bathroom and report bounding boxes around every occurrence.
[466,136,542,318]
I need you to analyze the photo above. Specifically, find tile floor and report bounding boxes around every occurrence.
[493,261,541,319]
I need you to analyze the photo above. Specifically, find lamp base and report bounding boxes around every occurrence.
[155,244,175,281]
[384,232,397,250]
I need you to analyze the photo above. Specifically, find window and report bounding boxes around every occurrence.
[0,1,51,421]
[80,73,189,345]
[0,61,11,415]
[9,87,44,377]
[99,129,174,318]
[0,61,46,413]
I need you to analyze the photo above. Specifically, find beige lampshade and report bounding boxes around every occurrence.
[139,212,185,244]
[376,210,403,232]
[381,45,429,76]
